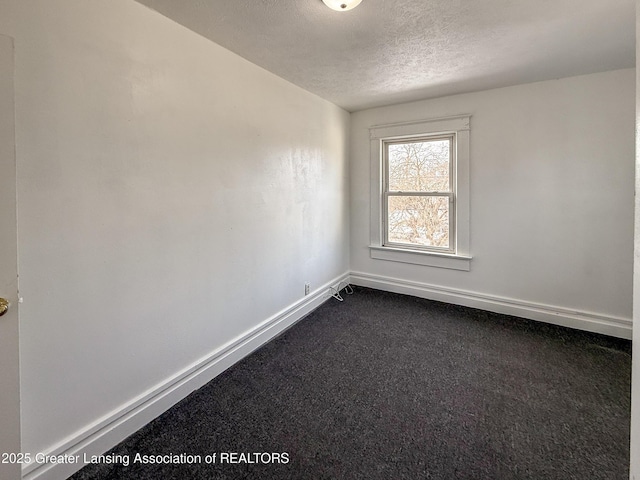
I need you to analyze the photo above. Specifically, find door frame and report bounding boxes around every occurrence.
[0,33,21,480]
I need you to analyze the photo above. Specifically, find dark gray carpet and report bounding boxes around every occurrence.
[71,286,631,480]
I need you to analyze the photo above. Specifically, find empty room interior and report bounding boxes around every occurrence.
[0,0,639,479]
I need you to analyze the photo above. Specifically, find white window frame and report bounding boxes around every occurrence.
[383,134,456,254]
[369,115,471,271]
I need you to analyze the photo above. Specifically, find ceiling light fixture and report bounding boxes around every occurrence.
[322,0,362,11]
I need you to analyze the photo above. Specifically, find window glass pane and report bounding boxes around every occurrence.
[388,139,450,192]
[387,195,449,248]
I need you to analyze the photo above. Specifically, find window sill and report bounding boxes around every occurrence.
[369,246,472,271]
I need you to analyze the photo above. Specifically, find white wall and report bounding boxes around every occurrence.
[350,69,635,337]
[0,0,350,473]
[630,2,639,477]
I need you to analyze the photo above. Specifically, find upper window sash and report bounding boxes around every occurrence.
[383,135,454,194]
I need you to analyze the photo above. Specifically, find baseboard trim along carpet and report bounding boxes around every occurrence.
[23,270,630,479]
[349,271,632,340]
[22,272,350,480]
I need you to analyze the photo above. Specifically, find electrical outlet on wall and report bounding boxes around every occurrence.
[304,283,310,295]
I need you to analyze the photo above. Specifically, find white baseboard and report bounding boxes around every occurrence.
[349,271,632,340]
[22,270,630,479]
[22,273,350,480]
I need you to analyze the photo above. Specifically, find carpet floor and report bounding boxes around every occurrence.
[71,286,631,479]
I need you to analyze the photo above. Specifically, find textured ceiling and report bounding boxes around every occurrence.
[135,0,635,112]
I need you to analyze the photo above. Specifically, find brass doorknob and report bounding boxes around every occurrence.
[0,298,8,317]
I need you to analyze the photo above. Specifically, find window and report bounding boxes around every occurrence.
[369,115,471,271]
[384,136,454,252]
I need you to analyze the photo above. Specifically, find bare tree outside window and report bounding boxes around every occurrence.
[385,137,453,250]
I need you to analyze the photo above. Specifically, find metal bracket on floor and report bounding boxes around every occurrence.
[330,282,354,302]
